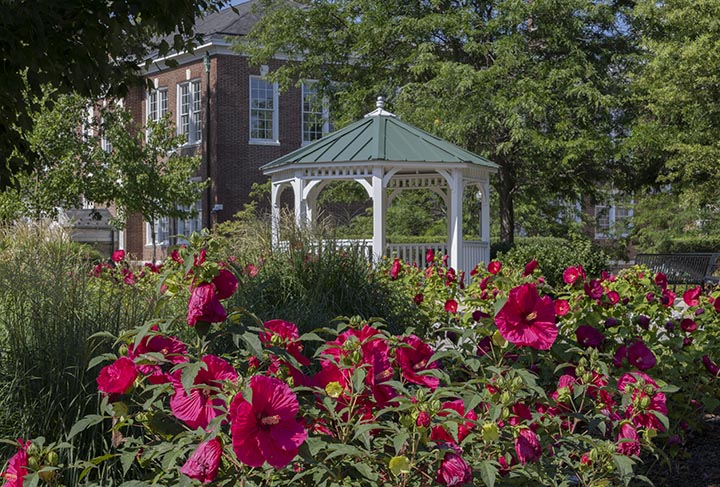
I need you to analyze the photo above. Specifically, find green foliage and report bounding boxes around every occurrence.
[630,0,720,208]
[498,236,609,286]
[0,0,229,188]
[0,222,157,480]
[662,237,720,254]
[243,0,637,241]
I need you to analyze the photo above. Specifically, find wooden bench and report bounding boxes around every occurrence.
[635,253,720,286]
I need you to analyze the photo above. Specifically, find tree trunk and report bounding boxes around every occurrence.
[498,164,515,244]
[149,220,157,264]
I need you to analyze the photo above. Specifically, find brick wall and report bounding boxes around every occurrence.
[122,53,307,261]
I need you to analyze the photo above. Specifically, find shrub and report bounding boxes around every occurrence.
[498,236,609,286]
[661,236,720,254]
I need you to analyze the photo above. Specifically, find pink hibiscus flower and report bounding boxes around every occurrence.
[444,299,458,314]
[554,299,570,316]
[230,375,307,468]
[523,259,539,276]
[436,452,472,487]
[97,356,138,397]
[1,439,30,487]
[618,372,667,431]
[626,340,656,371]
[683,286,701,307]
[170,355,238,430]
[395,334,440,389]
[703,355,720,376]
[111,249,125,263]
[575,325,604,348]
[181,438,223,483]
[495,283,557,350]
[430,400,478,444]
[426,248,435,263]
[128,332,188,384]
[616,423,640,456]
[563,265,586,285]
[260,320,310,367]
[212,269,238,300]
[389,258,402,279]
[187,284,227,327]
[488,260,502,275]
[515,428,542,464]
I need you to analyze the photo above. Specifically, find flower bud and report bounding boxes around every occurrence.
[27,443,40,457]
[638,395,651,410]
[557,387,572,403]
[500,391,512,404]
[389,455,411,476]
[28,456,40,471]
[118,344,129,356]
[416,411,431,429]
[46,451,59,467]
[481,422,500,442]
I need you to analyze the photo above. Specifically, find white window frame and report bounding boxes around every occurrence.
[301,81,330,145]
[594,200,634,239]
[177,80,202,145]
[147,87,169,123]
[146,218,170,247]
[176,200,203,243]
[249,76,279,145]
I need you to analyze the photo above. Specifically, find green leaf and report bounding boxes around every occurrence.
[392,431,409,455]
[354,462,378,480]
[479,460,497,487]
[181,361,205,395]
[68,415,106,440]
[612,454,635,478]
[241,331,263,356]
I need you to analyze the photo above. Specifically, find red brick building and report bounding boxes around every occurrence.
[120,1,329,260]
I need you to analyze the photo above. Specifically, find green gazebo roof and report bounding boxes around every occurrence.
[261,105,498,172]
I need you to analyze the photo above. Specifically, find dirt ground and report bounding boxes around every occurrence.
[645,415,720,487]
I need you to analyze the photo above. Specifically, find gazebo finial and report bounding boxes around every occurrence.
[364,95,396,118]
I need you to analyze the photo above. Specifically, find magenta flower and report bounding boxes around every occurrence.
[230,375,307,468]
[554,299,570,316]
[389,258,402,279]
[683,286,701,306]
[715,297,720,313]
[1,439,30,487]
[444,299,458,314]
[523,259,538,276]
[181,438,223,483]
[584,279,604,300]
[426,248,435,263]
[97,356,138,396]
[170,355,238,430]
[613,345,627,368]
[260,320,310,367]
[128,333,188,384]
[627,340,656,371]
[187,284,227,327]
[436,452,472,486]
[111,249,125,263]
[575,325,604,348]
[488,260,502,275]
[563,265,585,285]
[703,355,720,376]
[618,372,667,431]
[494,283,557,350]
[395,334,440,389]
[616,423,640,456]
[213,269,238,300]
[515,429,542,464]
[654,272,668,289]
[680,318,697,333]
[607,290,620,305]
[430,400,477,444]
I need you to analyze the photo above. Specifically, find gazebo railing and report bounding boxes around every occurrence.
[386,243,447,267]
[463,240,490,271]
[277,239,490,272]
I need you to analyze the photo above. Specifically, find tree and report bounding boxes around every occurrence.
[241,0,637,242]
[0,0,228,188]
[0,93,206,262]
[629,0,720,211]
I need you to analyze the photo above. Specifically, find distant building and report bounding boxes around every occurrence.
[115,0,329,260]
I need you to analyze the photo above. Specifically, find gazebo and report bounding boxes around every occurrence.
[260,98,499,272]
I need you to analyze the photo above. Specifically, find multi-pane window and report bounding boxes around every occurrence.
[146,218,170,247]
[250,76,278,142]
[177,201,203,242]
[100,116,112,152]
[302,81,329,144]
[147,88,168,122]
[178,80,202,144]
[595,201,633,239]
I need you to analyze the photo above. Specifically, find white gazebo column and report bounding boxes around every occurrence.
[371,167,386,262]
[481,179,491,243]
[291,174,307,228]
[448,169,464,272]
[270,181,284,247]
